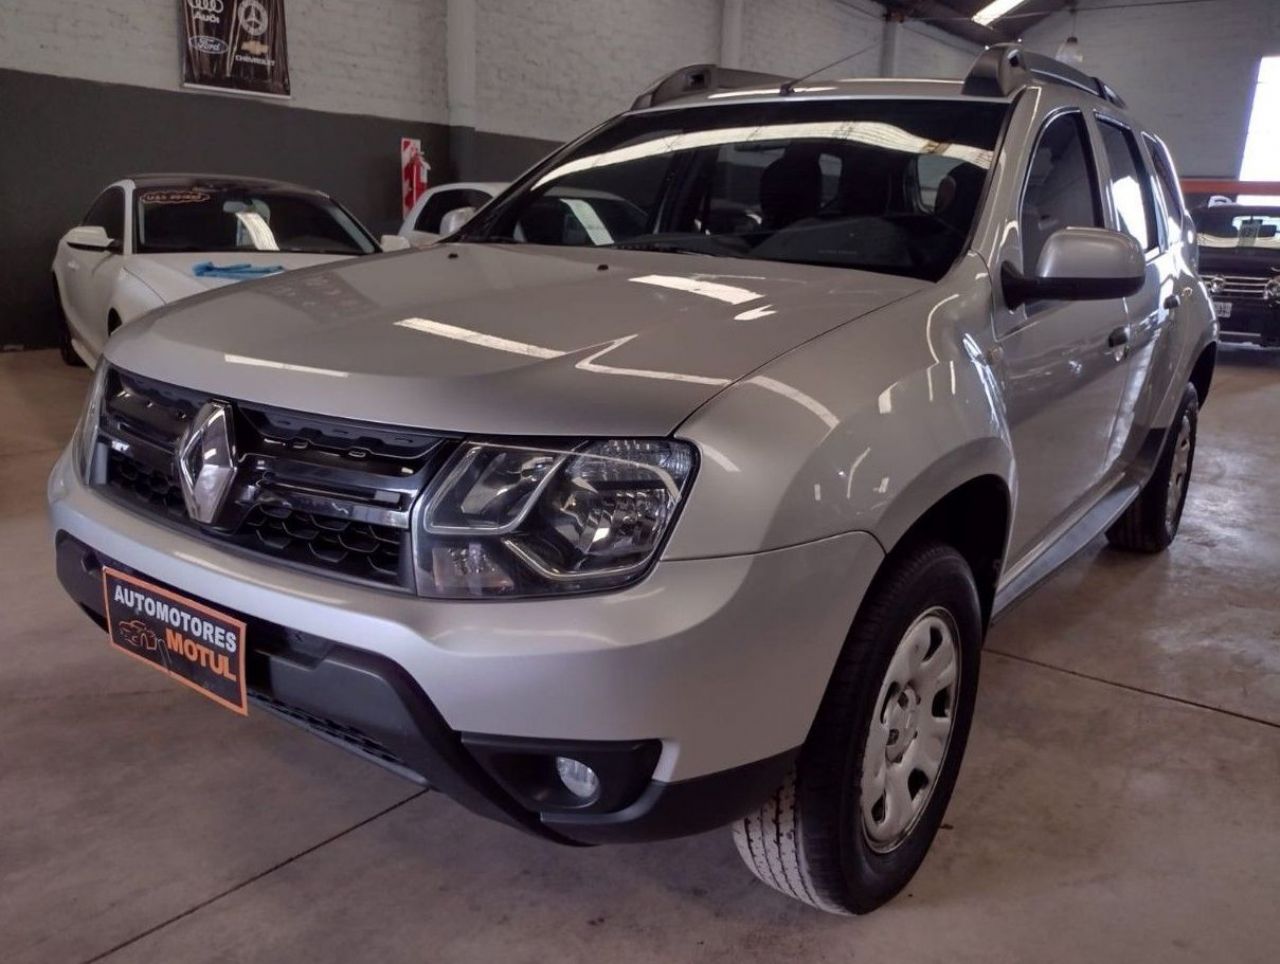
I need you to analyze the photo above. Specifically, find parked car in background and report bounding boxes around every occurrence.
[1193,202,1280,347]
[51,48,1216,915]
[398,181,506,246]
[52,175,389,366]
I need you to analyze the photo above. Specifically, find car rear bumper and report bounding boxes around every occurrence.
[48,448,883,843]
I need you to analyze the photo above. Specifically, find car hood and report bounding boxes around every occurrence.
[108,244,927,437]
[124,252,351,303]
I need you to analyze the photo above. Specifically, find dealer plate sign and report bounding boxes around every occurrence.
[102,567,248,715]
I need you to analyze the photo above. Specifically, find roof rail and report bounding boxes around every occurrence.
[962,44,1126,109]
[631,64,791,111]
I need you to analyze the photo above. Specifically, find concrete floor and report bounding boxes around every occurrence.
[2,347,1278,964]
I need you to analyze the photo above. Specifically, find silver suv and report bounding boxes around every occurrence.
[50,46,1216,914]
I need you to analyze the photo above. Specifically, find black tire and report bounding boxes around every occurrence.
[734,543,983,914]
[1105,384,1198,553]
[53,280,85,367]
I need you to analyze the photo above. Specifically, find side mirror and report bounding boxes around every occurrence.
[379,233,412,252]
[1003,227,1145,309]
[66,225,116,252]
[438,206,477,237]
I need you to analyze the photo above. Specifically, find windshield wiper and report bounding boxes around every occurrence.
[456,235,524,244]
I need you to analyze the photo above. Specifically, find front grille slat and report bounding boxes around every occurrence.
[1217,275,1270,301]
[96,368,449,592]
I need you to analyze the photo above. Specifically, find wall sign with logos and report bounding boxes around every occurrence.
[180,0,290,99]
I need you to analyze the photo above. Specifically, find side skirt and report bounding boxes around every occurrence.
[991,479,1141,622]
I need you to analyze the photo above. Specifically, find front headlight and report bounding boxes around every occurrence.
[75,363,110,483]
[415,438,696,597]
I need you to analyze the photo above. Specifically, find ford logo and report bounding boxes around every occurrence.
[188,35,229,54]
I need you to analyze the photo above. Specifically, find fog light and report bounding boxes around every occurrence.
[555,757,600,800]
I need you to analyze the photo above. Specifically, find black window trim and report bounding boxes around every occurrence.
[1093,112,1164,256]
[81,185,128,251]
[1016,105,1106,271]
[1141,130,1185,236]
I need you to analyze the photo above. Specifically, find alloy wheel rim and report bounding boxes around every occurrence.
[1165,413,1193,529]
[859,607,960,854]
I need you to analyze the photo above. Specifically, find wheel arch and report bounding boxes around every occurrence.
[870,440,1013,627]
[1189,341,1216,407]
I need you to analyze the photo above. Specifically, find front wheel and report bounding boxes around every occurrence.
[734,543,982,914]
[53,280,85,367]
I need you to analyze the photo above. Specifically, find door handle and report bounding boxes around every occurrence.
[1164,293,1181,310]
[1107,326,1130,348]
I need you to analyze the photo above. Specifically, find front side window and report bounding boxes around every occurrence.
[133,187,377,256]
[462,99,1008,282]
[83,187,125,241]
[1020,111,1103,273]
[1098,119,1159,251]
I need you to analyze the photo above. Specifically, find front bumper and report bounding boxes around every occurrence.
[49,449,883,842]
[1217,301,1280,346]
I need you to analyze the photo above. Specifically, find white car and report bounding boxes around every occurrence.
[398,181,506,247]
[52,175,391,367]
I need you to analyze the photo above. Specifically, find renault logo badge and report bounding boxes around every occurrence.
[176,401,237,525]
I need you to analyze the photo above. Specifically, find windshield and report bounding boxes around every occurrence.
[460,98,1007,281]
[1192,205,1280,259]
[134,187,377,256]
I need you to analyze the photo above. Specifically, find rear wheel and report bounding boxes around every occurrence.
[733,543,982,914]
[1106,383,1198,553]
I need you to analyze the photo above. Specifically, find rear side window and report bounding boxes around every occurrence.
[1098,119,1159,251]
[1021,112,1103,271]
[82,187,125,241]
[1143,133,1185,222]
[416,188,493,233]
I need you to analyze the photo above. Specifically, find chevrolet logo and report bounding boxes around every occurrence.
[176,401,237,525]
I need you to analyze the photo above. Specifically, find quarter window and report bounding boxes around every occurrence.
[1021,112,1103,272]
[1098,120,1159,251]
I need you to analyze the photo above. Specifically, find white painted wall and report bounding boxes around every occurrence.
[1022,0,1280,177]
[0,0,449,123]
[474,0,722,143]
[740,0,882,79]
[738,0,977,86]
[898,20,981,79]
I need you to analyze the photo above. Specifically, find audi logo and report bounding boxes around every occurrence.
[187,0,223,12]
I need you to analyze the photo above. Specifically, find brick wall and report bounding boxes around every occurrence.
[0,0,448,122]
[474,0,722,143]
[897,20,980,79]
[1023,0,1280,177]
[741,0,882,79]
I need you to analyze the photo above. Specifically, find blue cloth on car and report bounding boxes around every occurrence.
[192,261,286,280]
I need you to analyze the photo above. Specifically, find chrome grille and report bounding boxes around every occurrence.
[1216,275,1270,301]
[93,367,453,591]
